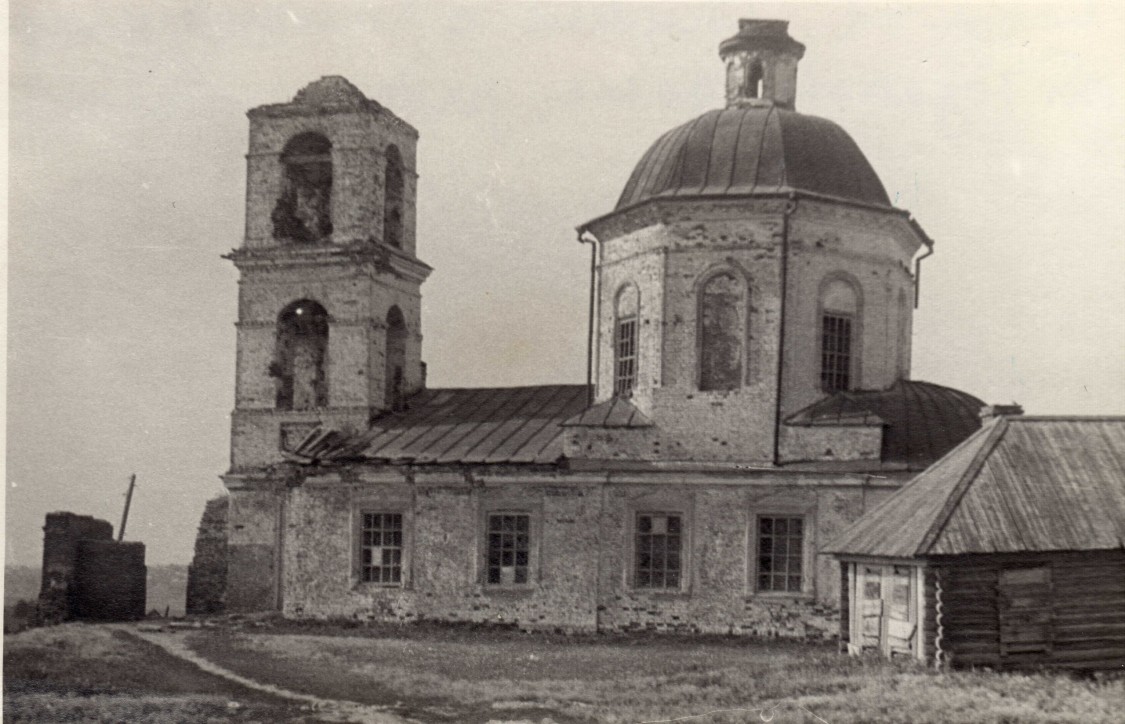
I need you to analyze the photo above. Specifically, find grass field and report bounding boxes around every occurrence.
[6,620,1124,723]
[186,620,1125,723]
[3,623,315,723]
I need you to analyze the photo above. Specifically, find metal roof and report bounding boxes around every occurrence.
[825,416,1125,558]
[296,385,591,465]
[615,106,891,211]
[786,380,984,470]
[562,397,653,428]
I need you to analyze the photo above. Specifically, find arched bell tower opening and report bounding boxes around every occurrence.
[225,76,433,613]
[383,145,405,248]
[385,305,407,411]
[228,76,432,473]
[273,300,329,411]
[272,132,333,243]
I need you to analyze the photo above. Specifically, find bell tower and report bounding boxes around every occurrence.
[226,76,432,471]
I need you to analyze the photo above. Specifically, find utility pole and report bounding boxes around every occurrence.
[118,474,136,542]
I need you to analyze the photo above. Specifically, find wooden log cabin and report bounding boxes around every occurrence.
[825,410,1125,670]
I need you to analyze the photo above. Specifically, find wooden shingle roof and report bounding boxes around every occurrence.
[825,416,1125,558]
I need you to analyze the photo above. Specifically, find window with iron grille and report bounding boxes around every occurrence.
[756,515,804,593]
[361,512,403,585]
[635,513,683,589]
[614,316,638,396]
[820,313,852,392]
[486,513,530,585]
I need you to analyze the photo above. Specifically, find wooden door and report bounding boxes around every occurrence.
[860,565,884,651]
[998,565,1052,663]
[886,565,917,656]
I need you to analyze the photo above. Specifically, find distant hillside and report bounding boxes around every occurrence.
[5,566,40,607]
[147,564,188,617]
[5,564,189,617]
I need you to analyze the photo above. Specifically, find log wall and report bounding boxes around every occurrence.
[931,550,1125,671]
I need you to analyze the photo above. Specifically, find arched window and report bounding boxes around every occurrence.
[745,60,764,99]
[699,271,746,391]
[614,284,640,396]
[383,145,405,248]
[272,133,333,243]
[820,277,860,393]
[385,305,407,411]
[273,300,329,410]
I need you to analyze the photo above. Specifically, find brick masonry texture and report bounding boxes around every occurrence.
[223,470,905,635]
[186,496,229,615]
[222,77,937,638]
[37,512,146,623]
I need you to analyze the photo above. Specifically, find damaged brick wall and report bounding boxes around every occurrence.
[37,512,146,624]
[186,495,229,615]
[39,513,114,623]
[73,540,146,621]
[272,470,905,637]
[584,198,919,465]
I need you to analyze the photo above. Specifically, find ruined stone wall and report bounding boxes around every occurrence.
[38,513,114,624]
[230,259,424,470]
[224,487,282,612]
[73,540,146,621]
[273,469,906,636]
[37,512,146,624]
[186,495,229,615]
[245,101,418,251]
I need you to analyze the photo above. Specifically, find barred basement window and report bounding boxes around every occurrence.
[820,313,852,393]
[757,515,804,593]
[635,513,682,589]
[361,513,403,585]
[487,513,530,585]
[614,284,640,396]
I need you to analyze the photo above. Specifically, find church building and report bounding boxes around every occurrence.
[221,20,983,637]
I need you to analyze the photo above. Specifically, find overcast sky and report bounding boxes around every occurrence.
[7,2,1124,566]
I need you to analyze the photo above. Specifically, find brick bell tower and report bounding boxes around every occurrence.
[223,77,431,611]
[226,76,431,472]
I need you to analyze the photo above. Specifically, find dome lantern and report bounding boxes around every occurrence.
[719,19,805,110]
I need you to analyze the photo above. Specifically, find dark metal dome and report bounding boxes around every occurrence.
[616,106,891,211]
[786,380,986,470]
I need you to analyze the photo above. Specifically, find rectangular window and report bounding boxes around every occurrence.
[487,513,530,585]
[614,317,638,396]
[821,313,852,392]
[756,516,804,593]
[361,512,403,585]
[635,513,682,589]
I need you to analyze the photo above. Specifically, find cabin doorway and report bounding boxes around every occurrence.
[850,563,921,659]
[998,565,1052,664]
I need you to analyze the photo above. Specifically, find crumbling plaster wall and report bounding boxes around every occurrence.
[224,487,282,612]
[230,262,424,470]
[186,495,229,615]
[781,202,919,416]
[271,468,906,636]
[244,108,418,251]
[591,200,786,463]
[586,199,921,464]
